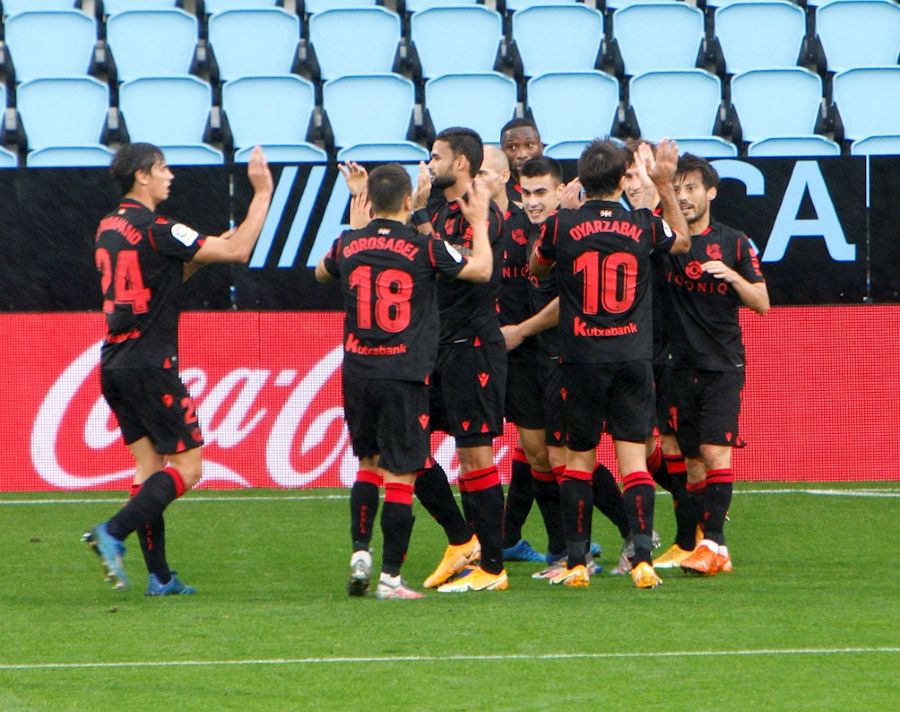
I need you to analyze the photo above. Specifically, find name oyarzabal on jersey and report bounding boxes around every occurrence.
[534,200,676,364]
[95,200,206,369]
[323,219,468,383]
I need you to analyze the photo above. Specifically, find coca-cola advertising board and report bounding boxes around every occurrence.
[5,306,899,491]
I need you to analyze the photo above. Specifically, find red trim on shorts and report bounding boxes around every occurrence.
[686,480,706,493]
[706,468,734,485]
[459,465,500,492]
[531,468,555,483]
[384,482,414,505]
[647,443,662,473]
[513,446,528,464]
[561,469,592,482]
[552,464,566,484]
[162,466,186,498]
[356,469,383,487]
[663,454,686,475]
[622,470,655,491]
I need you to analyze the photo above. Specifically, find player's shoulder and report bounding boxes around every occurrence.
[709,219,746,242]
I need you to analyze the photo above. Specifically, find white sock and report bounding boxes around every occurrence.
[698,539,719,555]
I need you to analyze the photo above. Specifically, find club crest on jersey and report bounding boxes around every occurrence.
[171,223,199,246]
[509,228,527,245]
[600,209,613,217]
[706,243,723,260]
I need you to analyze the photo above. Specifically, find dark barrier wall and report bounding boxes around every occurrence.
[0,157,897,311]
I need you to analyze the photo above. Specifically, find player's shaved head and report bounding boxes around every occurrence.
[482,145,510,172]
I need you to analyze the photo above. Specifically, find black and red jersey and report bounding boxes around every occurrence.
[428,194,504,344]
[323,219,468,383]
[498,202,536,327]
[665,220,765,372]
[96,199,206,369]
[534,199,675,364]
[648,205,675,365]
[506,178,522,205]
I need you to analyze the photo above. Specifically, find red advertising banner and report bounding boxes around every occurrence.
[5,306,898,491]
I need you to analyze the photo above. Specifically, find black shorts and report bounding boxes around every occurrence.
[672,368,744,458]
[431,335,507,447]
[653,363,678,435]
[543,359,564,447]
[343,375,431,474]
[101,367,203,454]
[561,360,654,451]
[505,345,550,430]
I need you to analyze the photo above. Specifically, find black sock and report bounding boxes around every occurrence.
[670,472,696,550]
[350,471,381,552]
[107,469,183,541]
[560,471,592,568]
[648,442,673,492]
[381,483,415,577]
[703,470,733,546]
[532,470,564,557]
[459,467,505,575]
[592,463,630,539]
[687,481,707,535]
[622,472,656,565]
[414,463,471,545]
[131,483,171,583]
[502,454,534,547]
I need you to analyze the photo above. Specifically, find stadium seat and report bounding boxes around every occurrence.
[543,140,589,160]
[304,0,378,12]
[4,10,97,83]
[0,146,18,168]
[17,77,108,150]
[222,75,321,161]
[3,0,76,14]
[308,8,400,82]
[208,9,300,82]
[203,0,281,12]
[713,1,805,75]
[234,144,327,163]
[671,137,737,158]
[323,74,416,149]
[605,0,679,8]
[731,68,824,144]
[119,76,212,145]
[504,0,579,11]
[526,71,619,146]
[815,0,900,75]
[510,5,604,78]
[410,7,502,80]
[159,144,226,165]
[106,9,198,82]
[629,69,722,141]
[849,135,900,156]
[832,66,900,143]
[424,72,517,140]
[404,0,478,11]
[337,142,430,163]
[103,0,179,14]
[747,136,841,157]
[611,3,703,76]
[26,145,116,167]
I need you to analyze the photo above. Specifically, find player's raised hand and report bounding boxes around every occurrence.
[348,188,372,229]
[339,161,368,196]
[413,161,432,209]
[635,142,656,188]
[459,176,490,224]
[560,177,584,209]
[247,146,274,197]
[648,138,679,185]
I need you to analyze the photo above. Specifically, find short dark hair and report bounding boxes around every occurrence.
[500,118,539,141]
[366,164,411,214]
[624,138,656,165]
[435,126,483,178]
[577,139,630,198]
[518,155,563,184]
[675,153,719,190]
[110,142,165,193]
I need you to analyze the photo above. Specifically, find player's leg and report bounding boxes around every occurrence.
[502,429,548,562]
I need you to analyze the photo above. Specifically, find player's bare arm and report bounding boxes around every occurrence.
[191,146,274,264]
[702,261,770,314]
[501,296,560,351]
[412,162,434,235]
[647,139,690,254]
[454,179,492,282]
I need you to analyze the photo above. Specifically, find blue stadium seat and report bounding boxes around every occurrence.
[511,5,604,78]
[612,3,703,76]
[526,71,619,146]
[337,142,430,162]
[411,7,502,80]
[543,140,589,160]
[605,0,679,8]
[424,72,518,140]
[308,8,401,81]
[714,1,805,75]
[0,146,18,168]
[731,68,824,144]
[304,0,378,12]
[404,0,478,11]
[222,75,322,161]
[208,9,300,82]
[107,10,198,82]
[3,0,75,14]
[17,77,108,151]
[4,10,97,83]
[235,144,327,163]
[747,136,841,157]
[832,66,900,142]
[103,0,179,14]
[629,69,722,141]
[26,145,116,167]
[323,74,416,149]
[671,137,737,158]
[159,144,226,165]
[849,135,900,156]
[119,76,212,145]
[816,0,900,75]
[204,0,281,12]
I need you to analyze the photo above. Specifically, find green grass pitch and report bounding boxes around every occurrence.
[1,483,897,711]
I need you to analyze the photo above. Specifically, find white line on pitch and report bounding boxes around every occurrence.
[0,647,896,672]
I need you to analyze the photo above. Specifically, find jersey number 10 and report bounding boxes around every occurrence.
[573,251,638,315]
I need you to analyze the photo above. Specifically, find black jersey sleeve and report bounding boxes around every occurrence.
[735,233,766,284]
[644,210,676,254]
[149,217,206,262]
[322,234,344,279]
[533,211,559,264]
[429,237,468,279]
